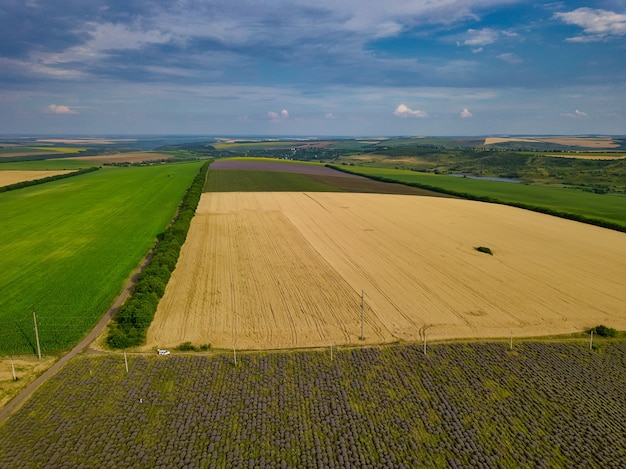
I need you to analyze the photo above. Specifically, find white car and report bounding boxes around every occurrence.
[157,349,170,356]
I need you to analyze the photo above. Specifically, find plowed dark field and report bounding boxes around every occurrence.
[209,159,454,196]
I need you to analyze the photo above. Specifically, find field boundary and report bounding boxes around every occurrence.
[0,166,99,193]
[328,164,626,233]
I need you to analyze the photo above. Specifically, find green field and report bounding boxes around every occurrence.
[206,169,343,192]
[0,162,203,355]
[0,159,96,170]
[1,341,624,467]
[334,166,626,231]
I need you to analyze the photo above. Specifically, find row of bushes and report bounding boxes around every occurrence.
[0,166,100,193]
[327,165,626,234]
[107,161,210,348]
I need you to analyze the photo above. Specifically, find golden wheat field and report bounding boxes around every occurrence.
[146,192,626,350]
[0,170,73,187]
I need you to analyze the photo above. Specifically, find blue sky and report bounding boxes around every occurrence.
[1,0,625,136]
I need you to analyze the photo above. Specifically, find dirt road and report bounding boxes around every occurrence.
[0,256,150,425]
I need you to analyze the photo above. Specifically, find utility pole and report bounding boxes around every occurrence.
[330,341,333,361]
[360,290,365,340]
[11,359,17,381]
[33,311,41,360]
[510,331,513,351]
[124,350,129,373]
[233,347,237,366]
[590,330,594,350]
[423,329,427,355]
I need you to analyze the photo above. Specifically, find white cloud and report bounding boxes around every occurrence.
[394,104,428,118]
[497,52,522,64]
[46,104,78,114]
[460,108,473,118]
[267,108,290,122]
[325,112,336,119]
[560,109,588,118]
[555,8,626,42]
[463,28,499,47]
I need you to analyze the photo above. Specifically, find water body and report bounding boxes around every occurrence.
[450,174,523,184]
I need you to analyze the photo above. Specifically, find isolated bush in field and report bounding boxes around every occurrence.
[475,246,493,255]
[591,325,617,337]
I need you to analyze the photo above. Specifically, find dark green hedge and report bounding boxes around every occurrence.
[107,161,210,349]
[327,165,626,234]
[0,166,100,193]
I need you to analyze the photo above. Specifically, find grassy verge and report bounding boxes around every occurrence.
[330,165,626,232]
[0,162,204,355]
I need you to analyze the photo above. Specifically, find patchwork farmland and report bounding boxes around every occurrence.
[1,156,625,468]
[146,160,626,350]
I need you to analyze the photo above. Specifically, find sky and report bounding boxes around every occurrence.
[1,0,625,136]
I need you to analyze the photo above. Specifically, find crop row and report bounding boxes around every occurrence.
[1,341,625,467]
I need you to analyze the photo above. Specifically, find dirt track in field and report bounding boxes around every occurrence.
[146,192,626,350]
[0,170,73,187]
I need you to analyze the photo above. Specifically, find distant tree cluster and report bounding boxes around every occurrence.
[107,162,210,348]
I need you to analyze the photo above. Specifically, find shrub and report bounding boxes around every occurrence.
[475,246,493,255]
[174,342,202,351]
[591,325,617,337]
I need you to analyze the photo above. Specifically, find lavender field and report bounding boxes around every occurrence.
[1,342,625,468]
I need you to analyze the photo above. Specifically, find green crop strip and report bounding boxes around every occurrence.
[0,162,204,354]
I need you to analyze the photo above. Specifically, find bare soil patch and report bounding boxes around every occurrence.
[0,170,73,187]
[147,192,626,350]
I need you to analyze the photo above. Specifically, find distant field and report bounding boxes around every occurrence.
[207,159,453,196]
[0,160,96,170]
[484,136,620,148]
[544,152,626,160]
[0,162,203,354]
[335,166,626,230]
[146,192,626,351]
[0,170,73,187]
[65,152,174,164]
